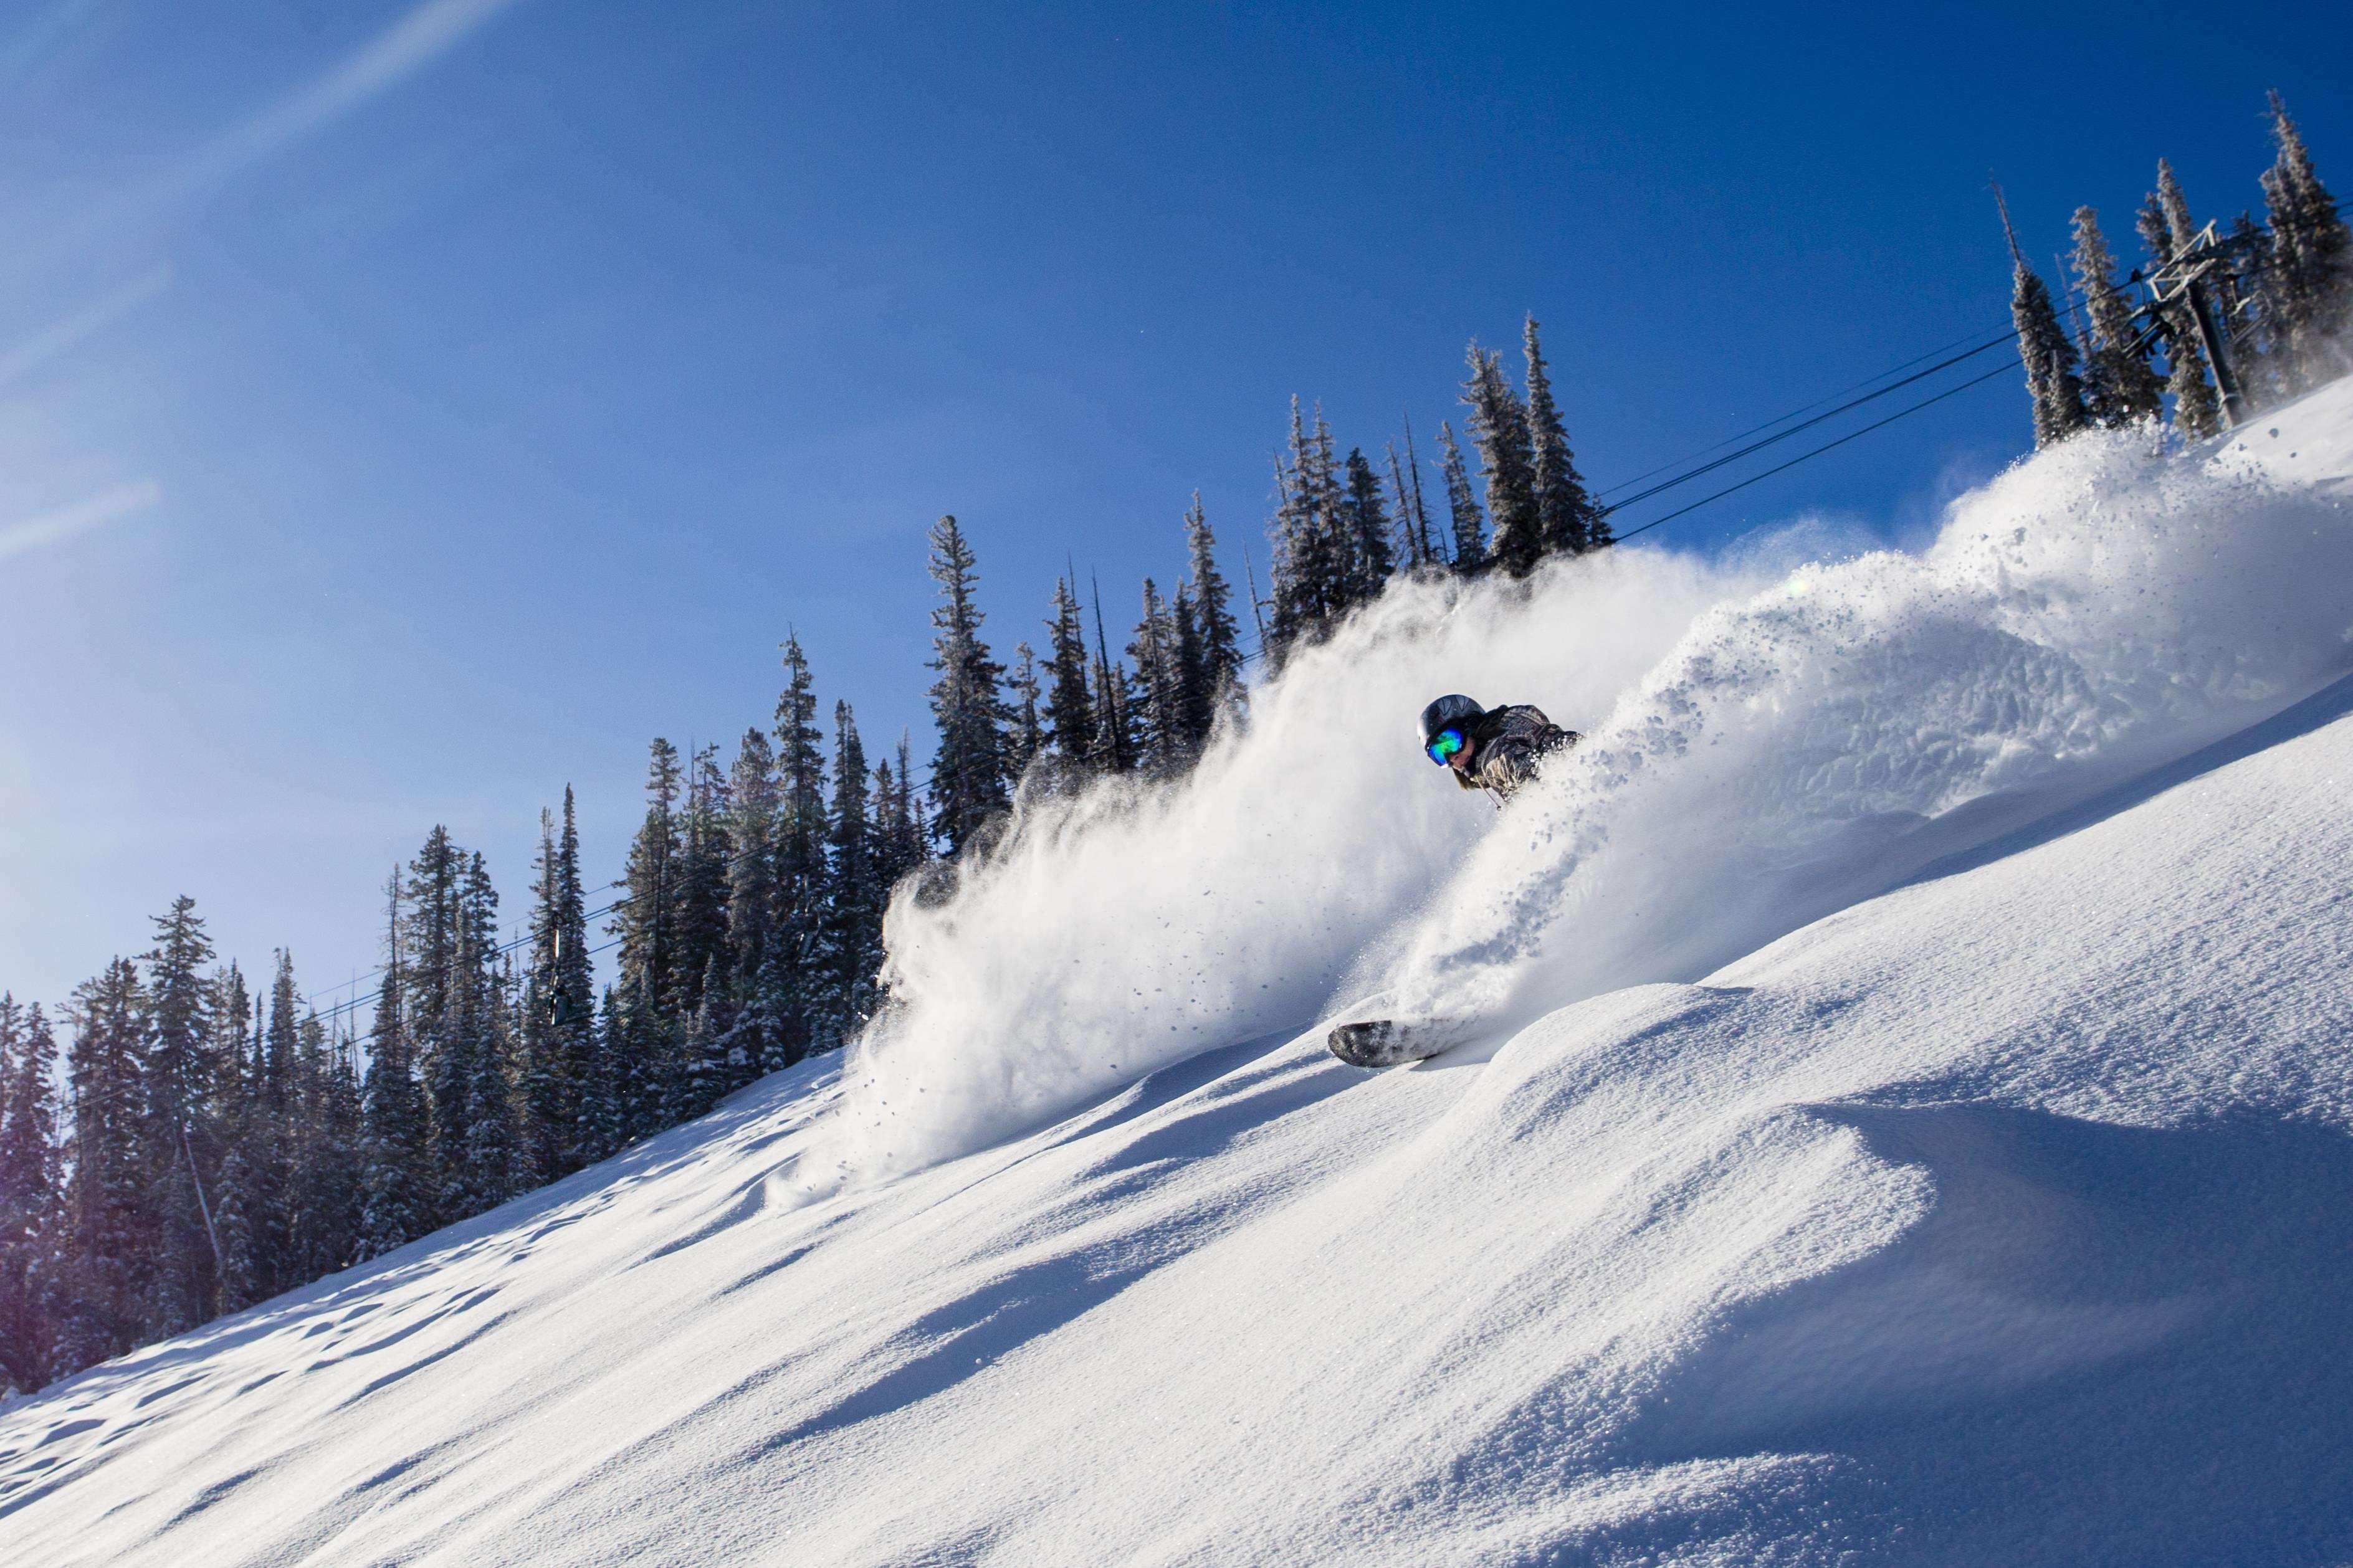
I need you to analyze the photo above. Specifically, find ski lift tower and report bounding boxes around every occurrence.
[2136,220,2256,429]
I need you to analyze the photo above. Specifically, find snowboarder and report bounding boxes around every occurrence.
[1417,693,1580,805]
[1325,696,1585,1071]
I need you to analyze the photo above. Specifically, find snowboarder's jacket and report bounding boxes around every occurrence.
[1454,705,1579,803]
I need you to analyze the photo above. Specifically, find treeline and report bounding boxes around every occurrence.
[2010,92,2350,447]
[1260,315,1610,662]
[0,308,1615,1397]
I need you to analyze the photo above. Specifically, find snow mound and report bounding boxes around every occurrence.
[8,381,2353,1566]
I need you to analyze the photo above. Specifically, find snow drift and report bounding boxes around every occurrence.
[10,382,2353,1567]
[833,416,2353,1181]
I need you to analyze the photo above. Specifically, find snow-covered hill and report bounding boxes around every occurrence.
[9,381,2353,1566]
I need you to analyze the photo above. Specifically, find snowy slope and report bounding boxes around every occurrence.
[7,382,2353,1566]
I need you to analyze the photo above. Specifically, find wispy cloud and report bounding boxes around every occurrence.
[0,265,172,389]
[161,0,529,205]
[32,0,528,265]
[0,480,161,562]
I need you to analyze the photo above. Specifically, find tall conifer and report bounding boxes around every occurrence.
[1044,578,1096,774]
[924,516,1011,853]
[1463,346,1541,576]
[1436,420,1487,572]
[1522,317,1601,556]
[2068,206,2163,425]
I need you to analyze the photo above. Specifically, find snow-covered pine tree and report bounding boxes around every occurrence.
[1463,345,1542,576]
[1172,588,1213,754]
[823,701,883,1040]
[58,959,148,1371]
[0,999,63,1390]
[140,895,217,1331]
[289,1022,363,1281]
[1522,317,1601,557]
[1340,447,1396,604]
[519,810,569,1186]
[1265,407,1317,658]
[2262,93,2352,392]
[1997,186,2091,448]
[208,1131,261,1316]
[609,744,683,1143]
[256,950,305,1294]
[1006,643,1044,784]
[1127,579,1189,775]
[773,634,831,1067]
[1180,495,1243,719]
[2145,166,2224,439]
[2068,206,2164,426]
[576,987,625,1163]
[358,879,433,1261]
[872,734,930,901]
[399,825,470,1217]
[671,746,733,1029]
[1044,578,1096,775]
[1436,419,1487,573]
[720,736,783,1090]
[924,516,1011,855]
[457,852,519,1212]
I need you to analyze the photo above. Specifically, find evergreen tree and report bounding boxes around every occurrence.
[2144,166,2224,439]
[1044,578,1097,772]
[609,744,682,1142]
[773,634,831,1068]
[1436,419,1487,572]
[576,988,625,1164]
[256,951,303,1294]
[358,880,433,1260]
[823,701,883,1040]
[1006,642,1044,784]
[1171,587,1213,753]
[1522,316,1603,555]
[209,1129,262,1315]
[924,515,1011,853]
[1462,345,1542,576]
[2262,92,2352,391]
[1181,494,1243,719]
[520,802,584,1184]
[141,896,218,1332]
[0,1000,63,1391]
[1997,186,2091,448]
[2068,206,2164,425]
[289,1022,363,1283]
[1339,448,1396,604]
[720,735,784,1090]
[58,959,146,1371]
[456,852,518,1211]
[1127,579,1189,774]
[1266,400,1337,657]
[871,736,930,909]
[671,746,733,1027]
[399,825,470,1215]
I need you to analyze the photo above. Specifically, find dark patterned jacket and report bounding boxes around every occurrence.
[1454,704,1578,803]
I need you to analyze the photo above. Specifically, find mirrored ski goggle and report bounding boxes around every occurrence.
[1425,727,1466,765]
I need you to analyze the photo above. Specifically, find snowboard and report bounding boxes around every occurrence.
[1327,1017,1469,1069]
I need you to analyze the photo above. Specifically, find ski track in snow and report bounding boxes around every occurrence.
[6,382,2353,1564]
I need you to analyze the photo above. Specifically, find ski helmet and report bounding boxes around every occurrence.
[1419,694,1483,745]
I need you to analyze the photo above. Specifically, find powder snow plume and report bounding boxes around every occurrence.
[817,425,2352,1187]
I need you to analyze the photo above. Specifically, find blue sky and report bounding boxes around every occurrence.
[2,0,2345,1014]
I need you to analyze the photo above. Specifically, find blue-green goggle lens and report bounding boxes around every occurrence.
[1426,728,1464,765]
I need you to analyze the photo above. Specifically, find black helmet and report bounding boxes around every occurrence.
[1419,694,1483,745]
